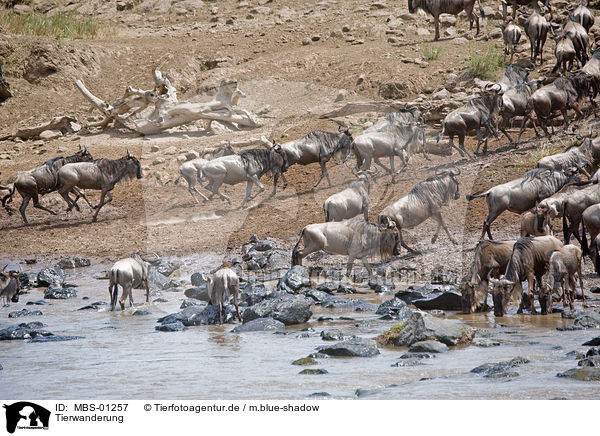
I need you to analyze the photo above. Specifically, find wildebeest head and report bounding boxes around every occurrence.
[270,141,289,173]
[76,145,93,162]
[0,270,21,303]
[333,125,354,163]
[378,220,399,259]
[408,0,416,14]
[533,203,549,233]
[570,72,593,99]
[490,277,515,317]
[537,284,554,315]
[436,167,461,200]
[125,149,143,179]
[460,278,478,314]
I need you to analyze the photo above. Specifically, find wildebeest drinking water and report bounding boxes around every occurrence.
[1,146,93,225]
[56,150,143,222]
[201,143,288,207]
[378,168,461,254]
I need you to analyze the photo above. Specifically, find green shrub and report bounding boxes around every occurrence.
[466,48,505,81]
[423,46,442,61]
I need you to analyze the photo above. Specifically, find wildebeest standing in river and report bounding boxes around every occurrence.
[466,168,581,240]
[378,168,461,254]
[1,146,93,225]
[408,0,482,41]
[109,253,150,311]
[56,150,143,222]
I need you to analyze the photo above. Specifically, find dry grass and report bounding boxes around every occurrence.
[0,10,111,39]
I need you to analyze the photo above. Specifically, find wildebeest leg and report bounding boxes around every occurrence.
[373,157,392,174]
[313,161,331,189]
[206,180,231,205]
[500,115,514,143]
[577,262,586,307]
[18,195,31,225]
[360,257,373,277]
[70,187,94,211]
[233,291,242,322]
[92,189,113,222]
[432,212,457,244]
[119,284,129,311]
[527,273,538,314]
[475,127,484,155]
[31,192,57,216]
[459,133,475,160]
[448,134,464,157]
[399,229,420,254]
[434,15,440,41]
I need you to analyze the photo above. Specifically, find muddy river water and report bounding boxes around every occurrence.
[1,255,599,400]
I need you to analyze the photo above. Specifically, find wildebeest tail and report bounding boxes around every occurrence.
[595,241,600,275]
[291,229,305,266]
[466,190,488,201]
[478,0,484,18]
[562,202,570,243]
[581,218,590,256]
[0,183,15,214]
[109,269,119,309]
[436,124,445,145]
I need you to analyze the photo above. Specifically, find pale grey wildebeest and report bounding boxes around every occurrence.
[561,182,600,246]
[408,0,483,41]
[352,108,428,182]
[108,253,150,311]
[497,64,530,93]
[520,209,552,237]
[582,203,600,272]
[0,146,93,225]
[291,218,399,277]
[503,21,522,64]
[174,143,235,203]
[460,239,516,314]
[323,172,370,222]
[490,235,563,316]
[437,85,502,159]
[536,136,600,176]
[56,150,143,222]
[466,167,581,240]
[280,126,353,189]
[201,144,288,207]
[0,269,20,304]
[378,168,460,254]
[541,244,585,311]
[207,262,242,324]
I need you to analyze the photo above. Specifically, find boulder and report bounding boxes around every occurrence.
[180,299,204,309]
[153,258,183,277]
[158,304,237,326]
[471,357,530,377]
[44,287,77,299]
[395,284,462,311]
[408,340,448,353]
[277,266,310,293]
[37,266,65,287]
[376,297,413,320]
[57,257,91,269]
[26,301,51,306]
[29,335,82,343]
[155,321,185,332]
[578,356,600,367]
[399,352,436,359]
[316,337,380,357]
[320,329,349,341]
[293,357,317,366]
[8,309,43,318]
[231,317,285,332]
[299,368,328,375]
[391,359,424,367]
[148,268,178,290]
[557,367,600,381]
[242,295,312,325]
[321,296,378,312]
[190,272,210,287]
[583,337,600,346]
[376,310,476,347]
[573,311,600,329]
[368,278,395,293]
[0,323,52,341]
[472,338,501,347]
[184,286,209,302]
[299,289,331,303]
[240,281,280,306]
[132,310,151,316]
[77,302,106,311]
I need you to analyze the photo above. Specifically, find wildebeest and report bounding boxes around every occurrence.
[541,244,585,311]
[57,150,143,222]
[561,183,600,245]
[498,79,544,143]
[378,168,460,253]
[518,74,592,140]
[563,15,590,67]
[467,168,581,240]
[323,172,370,222]
[291,218,399,277]
[461,239,516,314]
[201,144,288,206]
[503,0,551,20]
[520,209,552,237]
[503,21,522,64]
[490,235,563,316]
[280,127,353,189]
[0,269,20,304]
[524,7,550,65]
[408,0,482,41]
[580,48,600,102]
[582,203,600,271]
[352,109,428,182]
[437,86,502,158]
[536,137,600,176]
[571,1,595,32]
[108,253,150,311]
[552,33,577,75]
[1,146,93,225]
[497,64,530,93]
[207,262,242,324]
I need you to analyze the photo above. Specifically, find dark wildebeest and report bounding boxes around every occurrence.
[467,167,581,240]
[490,235,563,316]
[56,150,143,222]
[552,33,577,75]
[201,144,289,207]
[498,79,544,143]
[378,168,460,254]
[408,0,482,41]
[461,239,516,314]
[541,244,585,310]
[561,183,600,245]
[0,269,20,304]
[280,127,353,189]
[563,14,590,67]
[1,147,93,225]
[537,137,600,176]
[437,85,502,158]
[291,218,399,277]
[582,203,600,272]
[520,209,552,237]
[323,172,370,222]
[524,7,550,65]
[502,0,551,20]
[518,74,592,140]
[207,262,242,324]
[571,1,595,32]
[580,48,600,104]
[503,21,522,64]
[108,253,151,311]
[352,109,428,182]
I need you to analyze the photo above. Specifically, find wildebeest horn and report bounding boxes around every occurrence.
[126,149,132,158]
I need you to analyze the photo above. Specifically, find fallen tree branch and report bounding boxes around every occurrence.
[13,116,78,140]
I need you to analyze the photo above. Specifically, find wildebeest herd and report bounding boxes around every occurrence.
[3,1,600,322]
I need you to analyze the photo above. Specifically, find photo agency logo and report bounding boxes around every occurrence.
[3,402,50,434]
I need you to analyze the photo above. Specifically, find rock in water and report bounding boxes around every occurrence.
[557,367,600,381]
[57,257,91,269]
[292,357,317,366]
[148,268,178,290]
[408,340,448,353]
[44,287,77,299]
[8,309,43,318]
[395,284,462,311]
[583,337,600,346]
[321,296,378,312]
[190,272,209,287]
[376,297,413,320]
[316,337,380,357]
[240,280,280,306]
[471,357,530,377]
[37,266,65,287]
[158,304,237,326]
[277,266,310,293]
[231,317,285,332]
[242,295,312,325]
[299,369,328,375]
[184,286,209,302]
[155,321,185,332]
